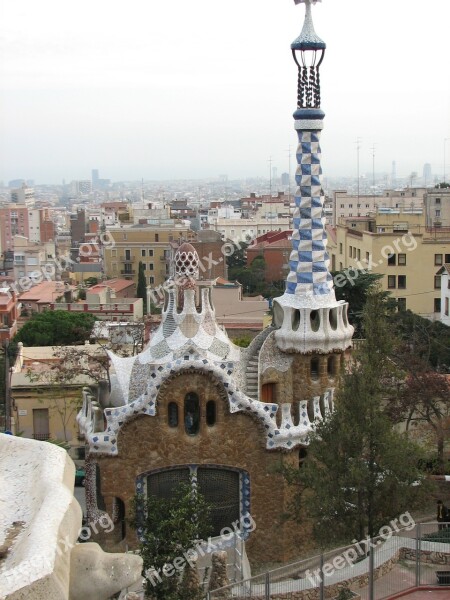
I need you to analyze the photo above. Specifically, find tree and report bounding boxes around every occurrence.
[49,345,112,390]
[226,241,248,272]
[390,309,450,371]
[84,277,99,287]
[283,289,430,546]
[229,254,284,298]
[137,261,148,315]
[332,270,393,337]
[385,352,450,473]
[129,480,212,600]
[14,310,97,347]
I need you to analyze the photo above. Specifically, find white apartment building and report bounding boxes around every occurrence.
[437,264,450,326]
[13,236,57,286]
[211,217,291,244]
[27,209,41,244]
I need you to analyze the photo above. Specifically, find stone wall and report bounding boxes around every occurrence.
[400,547,450,565]
[261,352,341,407]
[94,369,314,566]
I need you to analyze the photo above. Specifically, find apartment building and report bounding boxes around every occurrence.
[424,187,450,228]
[11,343,104,446]
[103,223,195,288]
[0,205,29,251]
[209,217,290,245]
[0,287,19,342]
[10,184,35,206]
[13,236,56,285]
[27,207,55,244]
[332,188,426,227]
[331,208,450,319]
[246,230,292,282]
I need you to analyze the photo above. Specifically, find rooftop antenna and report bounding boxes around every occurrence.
[287,146,292,199]
[371,143,376,195]
[268,156,273,197]
[355,138,362,202]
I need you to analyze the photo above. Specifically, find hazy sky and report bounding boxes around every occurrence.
[1,0,449,185]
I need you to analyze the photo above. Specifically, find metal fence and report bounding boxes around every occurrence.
[207,521,450,599]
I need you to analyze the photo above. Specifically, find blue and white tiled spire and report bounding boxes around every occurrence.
[287,123,334,297]
[273,0,353,353]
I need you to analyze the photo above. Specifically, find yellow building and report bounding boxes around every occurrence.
[10,343,106,446]
[329,208,450,319]
[103,223,195,289]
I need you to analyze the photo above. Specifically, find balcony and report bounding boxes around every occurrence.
[120,256,135,262]
[120,269,135,275]
[33,433,50,441]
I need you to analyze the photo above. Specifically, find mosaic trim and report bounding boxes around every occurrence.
[78,362,336,454]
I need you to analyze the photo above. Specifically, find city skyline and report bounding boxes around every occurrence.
[1,0,449,185]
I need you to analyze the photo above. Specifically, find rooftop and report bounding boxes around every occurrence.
[89,278,134,293]
[18,281,74,304]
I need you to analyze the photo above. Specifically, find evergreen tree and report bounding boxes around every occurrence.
[13,310,96,347]
[137,260,148,314]
[283,288,430,546]
[129,480,212,600]
[332,270,393,337]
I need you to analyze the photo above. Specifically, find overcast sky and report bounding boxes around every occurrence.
[1,0,449,185]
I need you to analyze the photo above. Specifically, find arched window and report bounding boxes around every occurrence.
[184,392,200,435]
[299,448,308,469]
[168,402,178,428]
[145,466,247,538]
[327,356,335,377]
[206,400,216,426]
[310,357,320,379]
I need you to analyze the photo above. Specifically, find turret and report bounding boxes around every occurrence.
[273,0,353,353]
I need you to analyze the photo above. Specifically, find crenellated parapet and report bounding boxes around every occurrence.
[274,299,353,353]
[77,361,335,454]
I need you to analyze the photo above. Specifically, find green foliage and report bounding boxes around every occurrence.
[226,241,248,270]
[282,288,430,546]
[150,301,162,315]
[231,336,252,348]
[14,310,97,346]
[336,588,355,600]
[422,528,450,543]
[45,438,71,451]
[84,277,99,287]
[390,309,450,370]
[229,252,285,298]
[137,261,148,314]
[129,481,212,600]
[332,270,394,337]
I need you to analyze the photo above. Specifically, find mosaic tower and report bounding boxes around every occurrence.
[273,0,353,352]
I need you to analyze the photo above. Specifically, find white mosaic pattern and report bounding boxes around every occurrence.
[259,332,294,375]
[77,363,336,454]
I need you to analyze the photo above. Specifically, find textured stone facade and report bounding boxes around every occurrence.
[95,370,314,566]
